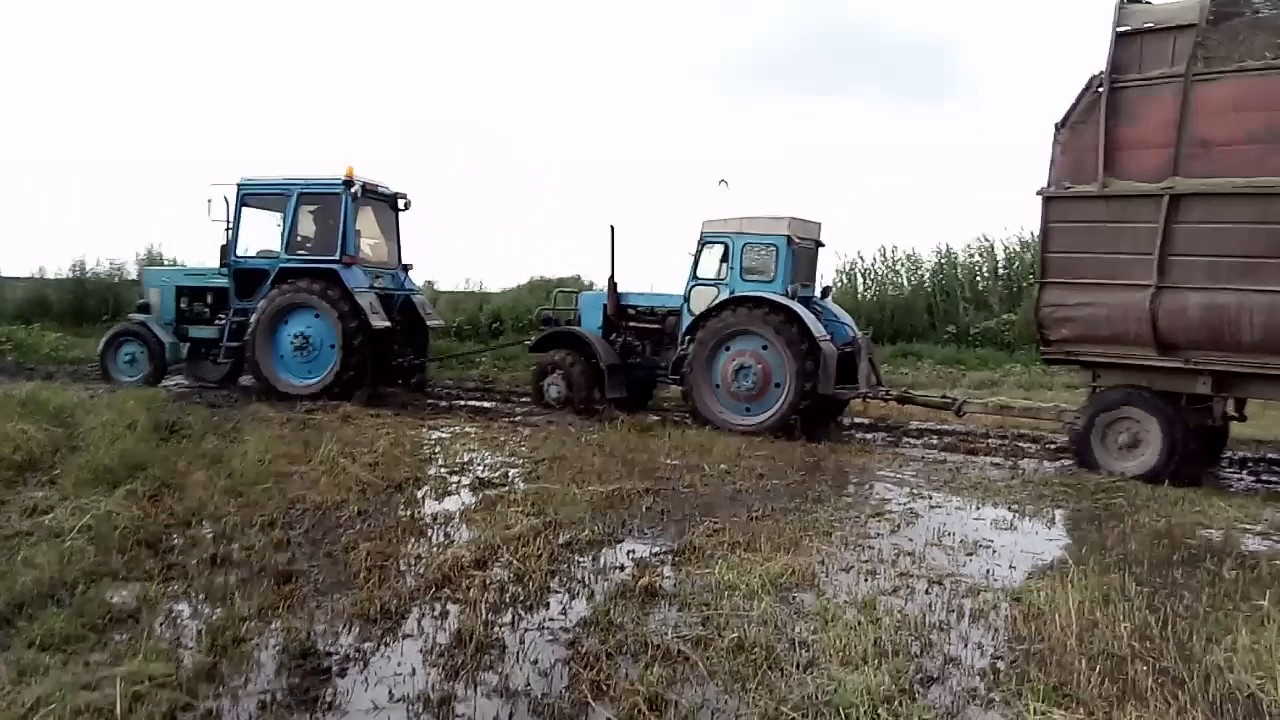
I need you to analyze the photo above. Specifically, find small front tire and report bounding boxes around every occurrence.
[531,349,597,415]
[99,321,168,387]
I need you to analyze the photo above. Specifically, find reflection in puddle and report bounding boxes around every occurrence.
[202,421,674,719]
[214,538,670,719]
[823,474,1071,718]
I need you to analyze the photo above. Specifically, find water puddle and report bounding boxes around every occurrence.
[184,420,676,718]
[823,472,1071,718]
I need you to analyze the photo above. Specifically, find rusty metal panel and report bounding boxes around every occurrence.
[1107,82,1184,183]
[1038,2,1280,374]
[1112,26,1198,76]
[1180,72,1280,178]
[1039,191,1280,367]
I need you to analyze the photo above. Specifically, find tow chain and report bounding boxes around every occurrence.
[425,338,530,364]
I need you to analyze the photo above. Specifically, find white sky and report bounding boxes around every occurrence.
[1,0,1120,292]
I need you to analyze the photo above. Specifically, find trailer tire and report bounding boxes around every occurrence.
[532,349,597,415]
[1073,386,1199,485]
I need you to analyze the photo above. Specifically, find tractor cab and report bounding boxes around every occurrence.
[680,217,823,332]
[218,167,417,308]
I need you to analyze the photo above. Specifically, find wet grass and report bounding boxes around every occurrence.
[0,324,99,368]
[1,382,1277,718]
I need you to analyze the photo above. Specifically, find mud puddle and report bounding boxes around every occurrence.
[823,466,1072,718]
[175,420,675,718]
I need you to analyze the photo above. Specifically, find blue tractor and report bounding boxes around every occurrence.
[97,168,445,397]
[528,217,881,434]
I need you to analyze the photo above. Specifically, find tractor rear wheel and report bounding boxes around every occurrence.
[183,341,244,387]
[245,278,370,399]
[686,304,813,434]
[531,349,597,415]
[98,321,167,387]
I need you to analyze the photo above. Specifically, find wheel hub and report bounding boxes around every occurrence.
[112,339,149,381]
[727,357,763,395]
[1091,407,1163,476]
[541,373,569,408]
[270,306,340,387]
[703,330,790,426]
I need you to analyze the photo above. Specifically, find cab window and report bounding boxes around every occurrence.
[693,242,729,280]
[740,243,777,282]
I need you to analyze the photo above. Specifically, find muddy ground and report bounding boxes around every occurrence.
[1,367,1278,719]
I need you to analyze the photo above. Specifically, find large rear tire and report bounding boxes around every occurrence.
[98,321,167,387]
[686,304,814,434]
[1073,386,1200,485]
[245,278,370,399]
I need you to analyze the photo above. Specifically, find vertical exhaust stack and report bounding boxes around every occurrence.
[606,224,621,323]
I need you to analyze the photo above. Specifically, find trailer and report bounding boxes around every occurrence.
[840,0,1280,484]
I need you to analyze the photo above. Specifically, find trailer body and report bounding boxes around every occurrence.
[1032,0,1280,481]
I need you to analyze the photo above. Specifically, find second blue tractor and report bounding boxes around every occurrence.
[529,217,881,434]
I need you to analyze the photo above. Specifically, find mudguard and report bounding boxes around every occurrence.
[683,292,839,395]
[528,326,628,399]
[104,313,184,366]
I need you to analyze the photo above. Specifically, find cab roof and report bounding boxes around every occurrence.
[701,216,823,246]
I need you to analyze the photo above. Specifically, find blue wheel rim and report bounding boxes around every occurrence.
[109,337,151,383]
[269,304,340,388]
[707,331,789,423]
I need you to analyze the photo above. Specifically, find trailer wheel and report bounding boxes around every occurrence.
[99,321,167,387]
[1074,386,1196,484]
[531,349,597,415]
[245,278,370,399]
[686,304,813,434]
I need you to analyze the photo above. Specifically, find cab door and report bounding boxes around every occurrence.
[680,235,732,332]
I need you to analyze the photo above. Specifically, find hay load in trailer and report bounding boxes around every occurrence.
[1037,0,1280,480]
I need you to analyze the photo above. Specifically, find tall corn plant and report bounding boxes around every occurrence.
[831,232,1039,351]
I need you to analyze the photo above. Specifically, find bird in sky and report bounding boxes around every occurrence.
[718,179,729,189]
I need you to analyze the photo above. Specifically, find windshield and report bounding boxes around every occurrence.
[353,197,401,268]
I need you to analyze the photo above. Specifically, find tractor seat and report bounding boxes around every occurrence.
[255,250,281,259]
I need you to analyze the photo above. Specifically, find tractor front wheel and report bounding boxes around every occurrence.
[99,321,167,387]
[531,349,597,415]
[686,304,813,434]
[245,279,369,399]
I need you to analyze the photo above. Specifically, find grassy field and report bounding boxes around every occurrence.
[0,383,1275,718]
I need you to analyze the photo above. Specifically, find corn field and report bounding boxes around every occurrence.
[830,232,1039,351]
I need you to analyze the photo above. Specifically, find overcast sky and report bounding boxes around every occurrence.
[1,0,1119,292]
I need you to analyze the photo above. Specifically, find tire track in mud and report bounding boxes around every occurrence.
[6,363,1280,489]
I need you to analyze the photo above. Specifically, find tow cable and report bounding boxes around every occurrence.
[425,338,530,364]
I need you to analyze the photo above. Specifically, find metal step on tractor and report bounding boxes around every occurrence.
[528,217,884,435]
[97,168,445,397]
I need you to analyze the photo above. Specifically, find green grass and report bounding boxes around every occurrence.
[0,324,100,367]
